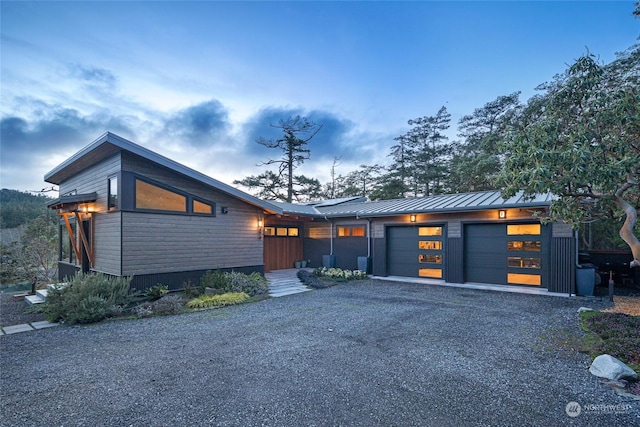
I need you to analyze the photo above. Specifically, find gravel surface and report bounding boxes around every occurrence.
[1,280,638,426]
[0,292,46,327]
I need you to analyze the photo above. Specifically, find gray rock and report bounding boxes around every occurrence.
[589,354,639,381]
[577,307,594,313]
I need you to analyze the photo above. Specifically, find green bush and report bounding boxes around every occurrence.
[145,284,169,300]
[186,292,249,309]
[226,271,268,296]
[313,267,368,281]
[200,270,229,292]
[44,273,133,324]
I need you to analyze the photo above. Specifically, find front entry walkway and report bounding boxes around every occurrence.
[266,269,312,298]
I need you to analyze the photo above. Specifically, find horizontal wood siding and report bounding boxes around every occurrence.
[92,211,121,275]
[119,151,264,275]
[553,222,574,238]
[57,154,122,275]
[58,154,121,212]
[121,208,263,275]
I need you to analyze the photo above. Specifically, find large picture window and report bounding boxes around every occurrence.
[135,179,187,212]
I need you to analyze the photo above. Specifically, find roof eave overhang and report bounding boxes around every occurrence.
[44,132,283,215]
[312,203,551,219]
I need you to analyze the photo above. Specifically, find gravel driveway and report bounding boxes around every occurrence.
[1,280,638,426]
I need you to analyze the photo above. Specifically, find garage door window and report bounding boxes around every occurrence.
[506,223,542,286]
[419,227,442,236]
[419,241,442,250]
[419,268,443,278]
[508,241,540,251]
[507,224,540,235]
[419,254,442,264]
[507,257,541,268]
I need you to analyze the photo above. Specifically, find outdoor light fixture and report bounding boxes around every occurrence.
[258,218,263,228]
[410,214,416,223]
[498,210,507,219]
[221,206,229,214]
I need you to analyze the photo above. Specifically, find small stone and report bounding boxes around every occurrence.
[328,328,334,332]
[577,307,594,313]
[589,354,639,381]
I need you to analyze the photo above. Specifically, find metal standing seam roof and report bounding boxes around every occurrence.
[44,132,283,215]
[275,190,553,218]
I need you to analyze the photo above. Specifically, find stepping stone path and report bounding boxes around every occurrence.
[1,321,58,335]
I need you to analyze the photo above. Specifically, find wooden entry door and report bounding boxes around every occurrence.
[264,236,303,271]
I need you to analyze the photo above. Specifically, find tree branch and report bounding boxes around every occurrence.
[615,179,640,267]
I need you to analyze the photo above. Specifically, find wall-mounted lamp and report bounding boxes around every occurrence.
[410,214,417,223]
[258,216,263,240]
[258,218,263,228]
[221,206,229,214]
[498,210,507,219]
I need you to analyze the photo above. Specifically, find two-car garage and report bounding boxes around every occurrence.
[387,222,551,288]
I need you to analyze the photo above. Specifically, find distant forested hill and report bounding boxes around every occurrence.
[0,189,54,229]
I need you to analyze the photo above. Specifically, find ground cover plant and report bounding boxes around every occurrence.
[299,267,368,289]
[580,310,640,395]
[186,292,249,309]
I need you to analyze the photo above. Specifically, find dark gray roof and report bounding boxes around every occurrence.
[277,191,552,218]
[44,132,283,214]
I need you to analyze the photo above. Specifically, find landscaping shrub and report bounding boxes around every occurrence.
[200,270,229,293]
[44,273,134,324]
[135,294,186,317]
[313,267,368,281]
[150,294,186,315]
[145,284,169,301]
[226,271,268,296]
[186,292,249,309]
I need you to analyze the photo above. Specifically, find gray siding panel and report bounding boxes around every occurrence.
[121,209,262,275]
[92,212,121,275]
[445,237,463,283]
[58,154,121,212]
[549,237,575,294]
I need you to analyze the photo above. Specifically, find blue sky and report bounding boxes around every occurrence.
[1,1,638,194]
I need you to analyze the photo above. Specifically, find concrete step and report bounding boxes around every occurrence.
[25,294,45,305]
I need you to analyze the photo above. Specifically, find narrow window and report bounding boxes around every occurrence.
[419,254,442,264]
[264,227,275,236]
[288,228,299,237]
[351,226,365,237]
[507,224,540,235]
[419,226,442,236]
[337,226,350,237]
[419,241,442,250]
[108,176,118,210]
[419,268,443,278]
[193,199,213,214]
[508,273,541,286]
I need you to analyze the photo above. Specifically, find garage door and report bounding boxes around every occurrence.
[388,225,444,278]
[464,223,549,287]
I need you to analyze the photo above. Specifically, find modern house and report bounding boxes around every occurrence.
[46,132,577,293]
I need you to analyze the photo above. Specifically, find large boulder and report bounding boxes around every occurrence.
[589,354,639,381]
